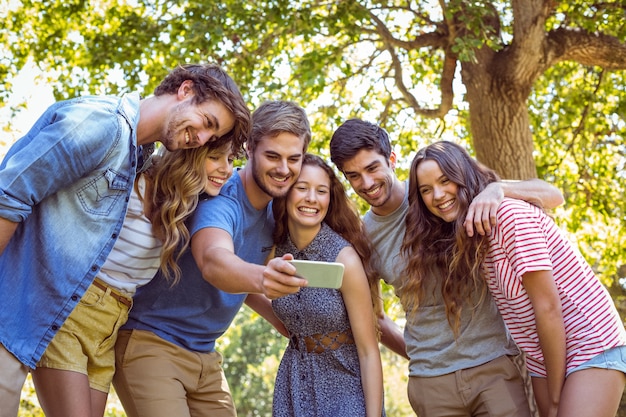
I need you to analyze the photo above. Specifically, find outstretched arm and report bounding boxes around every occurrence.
[464,179,564,237]
[191,227,306,297]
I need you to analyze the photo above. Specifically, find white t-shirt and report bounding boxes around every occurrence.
[98,176,162,296]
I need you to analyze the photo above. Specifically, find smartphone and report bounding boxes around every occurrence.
[288,260,345,289]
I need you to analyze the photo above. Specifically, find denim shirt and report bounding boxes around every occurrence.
[0,92,141,368]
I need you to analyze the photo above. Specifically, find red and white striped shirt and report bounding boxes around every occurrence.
[484,198,626,376]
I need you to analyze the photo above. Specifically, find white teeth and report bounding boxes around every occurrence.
[208,177,224,185]
[271,175,288,183]
[365,185,381,196]
[439,199,454,209]
[299,207,317,213]
[185,130,190,144]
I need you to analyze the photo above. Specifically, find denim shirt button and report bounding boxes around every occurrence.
[71,294,78,301]
[91,265,98,272]
[51,324,59,331]
[112,233,118,239]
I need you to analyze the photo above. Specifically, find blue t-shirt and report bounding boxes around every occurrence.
[122,171,275,353]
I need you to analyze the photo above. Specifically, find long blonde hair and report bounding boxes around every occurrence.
[142,141,240,284]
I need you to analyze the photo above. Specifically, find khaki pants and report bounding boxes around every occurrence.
[113,329,236,417]
[0,344,28,417]
[407,355,532,417]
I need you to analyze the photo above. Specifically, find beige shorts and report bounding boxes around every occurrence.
[113,329,236,417]
[36,279,131,392]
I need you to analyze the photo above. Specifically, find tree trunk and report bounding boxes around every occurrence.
[461,61,538,180]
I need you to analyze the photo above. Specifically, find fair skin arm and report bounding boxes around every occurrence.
[378,310,409,359]
[244,293,289,337]
[465,179,564,237]
[0,217,18,255]
[337,246,384,417]
[191,227,306,297]
[522,269,567,417]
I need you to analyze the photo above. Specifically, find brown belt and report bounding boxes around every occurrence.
[92,279,132,308]
[290,330,355,354]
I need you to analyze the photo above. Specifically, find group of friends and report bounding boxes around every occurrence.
[0,62,625,417]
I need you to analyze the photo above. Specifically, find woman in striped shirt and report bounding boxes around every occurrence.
[399,141,626,417]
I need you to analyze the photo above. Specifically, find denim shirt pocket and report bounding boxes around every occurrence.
[77,168,129,216]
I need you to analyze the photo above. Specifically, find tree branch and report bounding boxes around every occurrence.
[545,27,626,70]
[504,0,553,83]
[363,5,452,118]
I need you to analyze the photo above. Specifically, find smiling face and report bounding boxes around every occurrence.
[341,149,397,211]
[248,131,305,199]
[286,164,330,231]
[416,159,460,222]
[202,144,236,196]
[161,98,236,151]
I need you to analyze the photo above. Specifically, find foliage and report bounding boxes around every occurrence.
[219,306,285,416]
[531,63,626,289]
[18,376,44,417]
[5,0,626,414]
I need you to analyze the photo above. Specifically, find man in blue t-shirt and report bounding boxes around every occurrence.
[113,100,312,417]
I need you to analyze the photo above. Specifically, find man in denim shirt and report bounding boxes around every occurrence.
[0,63,250,417]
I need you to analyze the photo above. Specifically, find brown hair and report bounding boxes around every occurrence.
[399,141,499,335]
[247,100,311,155]
[272,153,383,319]
[154,63,251,154]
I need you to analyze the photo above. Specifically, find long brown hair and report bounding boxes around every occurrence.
[273,153,383,317]
[399,141,499,335]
